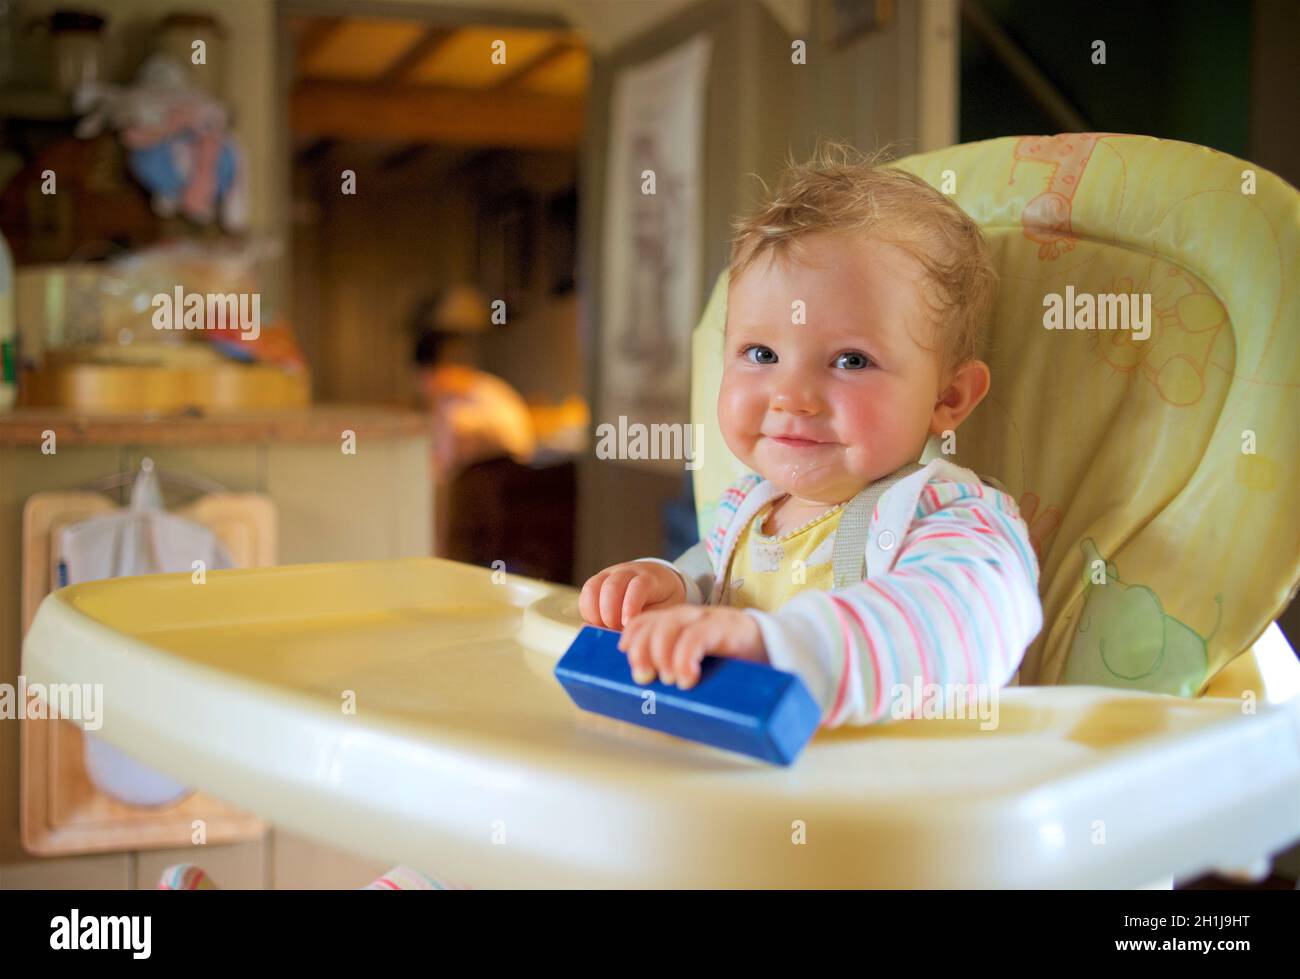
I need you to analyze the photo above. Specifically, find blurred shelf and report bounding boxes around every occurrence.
[17,361,312,415]
[0,403,436,447]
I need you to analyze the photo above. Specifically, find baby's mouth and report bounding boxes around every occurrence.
[764,434,834,449]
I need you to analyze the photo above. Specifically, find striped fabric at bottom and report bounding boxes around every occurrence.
[156,862,468,890]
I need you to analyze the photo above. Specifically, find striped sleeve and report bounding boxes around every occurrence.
[744,479,1043,727]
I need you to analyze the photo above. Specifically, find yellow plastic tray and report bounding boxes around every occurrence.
[21,558,1300,887]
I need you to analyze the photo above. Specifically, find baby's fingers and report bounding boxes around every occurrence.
[620,574,653,628]
[671,620,722,690]
[619,615,670,685]
[578,572,609,626]
[620,622,707,690]
[597,571,635,630]
[648,616,693,685]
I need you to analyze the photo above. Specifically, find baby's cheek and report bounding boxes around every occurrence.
[835,404,900,479]
[832,392,883,445]
[717,380,760,453]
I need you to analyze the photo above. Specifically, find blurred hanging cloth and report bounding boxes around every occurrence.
[59,464,234,587]
[73,54,247,229]
[56,464,235,807]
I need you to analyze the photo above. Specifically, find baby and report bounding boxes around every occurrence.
[580,143,1043,726]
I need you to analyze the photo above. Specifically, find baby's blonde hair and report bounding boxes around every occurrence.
[728,140,997,377]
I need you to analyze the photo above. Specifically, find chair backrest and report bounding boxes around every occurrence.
[689,134,1299,692]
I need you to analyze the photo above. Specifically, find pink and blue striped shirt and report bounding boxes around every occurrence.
[657,461,1043,728]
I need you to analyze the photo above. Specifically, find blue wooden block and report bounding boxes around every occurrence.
[554,625,821,766]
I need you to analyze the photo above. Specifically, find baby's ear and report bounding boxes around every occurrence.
[938,358,991,422]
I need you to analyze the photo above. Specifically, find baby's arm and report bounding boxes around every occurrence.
[744,480,1043,727]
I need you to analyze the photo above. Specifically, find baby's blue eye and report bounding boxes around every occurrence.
[744,345,777,365]
[835,351,871,370]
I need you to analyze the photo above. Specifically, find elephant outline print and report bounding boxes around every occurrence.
[1062,537,1222,696]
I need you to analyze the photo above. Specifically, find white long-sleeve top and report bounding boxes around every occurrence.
[638,460,1043,727]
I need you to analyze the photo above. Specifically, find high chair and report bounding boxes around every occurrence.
[694,133,1300,701]
[22,135,1300,888]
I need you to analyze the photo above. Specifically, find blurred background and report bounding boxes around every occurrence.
[0,0,1295,888]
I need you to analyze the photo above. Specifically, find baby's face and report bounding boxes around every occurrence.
[719,231,947,505]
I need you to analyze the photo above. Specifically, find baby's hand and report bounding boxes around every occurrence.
[579,561,686,630]
[617,606,767,690]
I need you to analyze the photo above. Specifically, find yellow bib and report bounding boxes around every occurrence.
[722,500,844,612]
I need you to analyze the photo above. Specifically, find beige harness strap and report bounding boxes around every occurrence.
[831,462,926,589]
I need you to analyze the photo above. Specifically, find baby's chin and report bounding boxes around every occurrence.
[750,449,868,503]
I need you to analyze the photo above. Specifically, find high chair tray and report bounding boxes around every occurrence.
[22,558,1300,888]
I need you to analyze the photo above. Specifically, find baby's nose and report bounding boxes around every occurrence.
[771,383,821,414]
